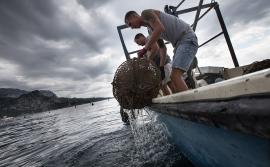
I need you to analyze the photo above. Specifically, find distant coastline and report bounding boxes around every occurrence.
[0,88,111,118]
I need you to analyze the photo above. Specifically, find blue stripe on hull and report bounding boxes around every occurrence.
[155,112,270,167]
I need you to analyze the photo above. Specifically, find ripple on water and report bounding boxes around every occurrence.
[0,99,194,167]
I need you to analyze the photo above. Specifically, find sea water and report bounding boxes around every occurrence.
[126,109,183,166]
[0,99,194,167]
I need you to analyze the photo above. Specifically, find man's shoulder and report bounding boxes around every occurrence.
[141,9,152,14]
[141,9,160,15]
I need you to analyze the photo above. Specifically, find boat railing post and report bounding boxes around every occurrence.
[164,0,186,16]
[214,3,239,67]
[192,0,204,31]
[117,25,130,60]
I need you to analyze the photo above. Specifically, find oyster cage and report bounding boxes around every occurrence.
[112,58,161,109]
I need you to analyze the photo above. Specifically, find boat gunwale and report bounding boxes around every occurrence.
[148,93,270,139]
[152,68,270,104]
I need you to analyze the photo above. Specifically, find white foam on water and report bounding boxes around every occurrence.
[125,109,181,167]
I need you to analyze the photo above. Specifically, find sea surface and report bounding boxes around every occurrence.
[0,99,194,167]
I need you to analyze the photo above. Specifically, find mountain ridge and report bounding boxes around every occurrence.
[0,88,110,118]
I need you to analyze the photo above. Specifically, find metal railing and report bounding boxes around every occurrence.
[117,0,239,67]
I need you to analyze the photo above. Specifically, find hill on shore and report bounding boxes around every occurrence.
[0,88,110,117]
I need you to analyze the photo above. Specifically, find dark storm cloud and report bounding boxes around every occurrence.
[0,0,58,44]
[222,0,270,25]
[0,0,104,52]
[77,0,110,9]
[0,79,26,90]
[0,77,49,91]
[0,0,113,83]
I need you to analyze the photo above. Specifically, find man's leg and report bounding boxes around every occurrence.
[171,39,198,93]
[161,84,170,96]
[171,68,188,92]
[167,81,176,93]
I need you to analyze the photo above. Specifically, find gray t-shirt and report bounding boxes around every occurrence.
[148,11,197,47]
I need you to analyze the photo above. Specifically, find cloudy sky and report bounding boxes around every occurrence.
[0,0,269,98]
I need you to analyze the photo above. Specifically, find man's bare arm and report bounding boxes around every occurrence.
[141,10,165,50]
[147,42,159,60]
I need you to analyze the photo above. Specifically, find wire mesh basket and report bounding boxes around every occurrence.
[112,58,161,109]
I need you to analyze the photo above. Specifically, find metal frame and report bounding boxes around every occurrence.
[117,0,239,67]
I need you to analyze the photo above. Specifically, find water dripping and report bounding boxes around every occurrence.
[125,109,182,167]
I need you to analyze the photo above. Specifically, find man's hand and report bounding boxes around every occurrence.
[159,66,165,80]
[137,48,147,58]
